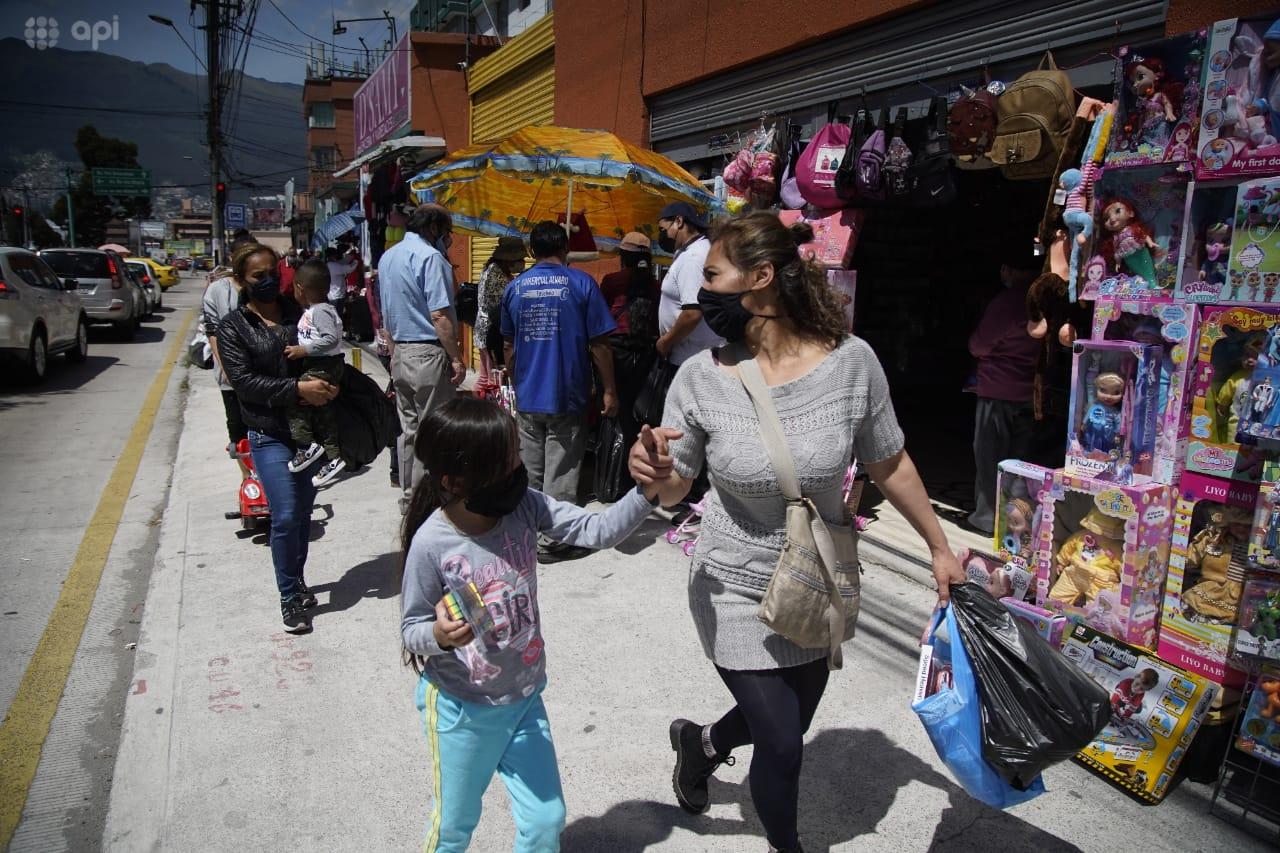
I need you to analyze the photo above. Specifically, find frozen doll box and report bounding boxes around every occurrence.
[1185,305,1280,483]
[1106,30,1207,169]
[1038,472,1175,649]
[1091,299,1200,485]
[1197,15,1280,180]
[1062,622,1218,804]
[1065,340,1161,484]
[1158,471,1256,688]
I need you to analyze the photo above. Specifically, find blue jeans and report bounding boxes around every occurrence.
[248,430,317,599]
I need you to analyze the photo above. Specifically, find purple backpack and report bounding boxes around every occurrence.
[796,103,852,209]
[854,108,889,202]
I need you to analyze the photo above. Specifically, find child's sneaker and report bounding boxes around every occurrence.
[312,458,346,487]
[288,443,324,472]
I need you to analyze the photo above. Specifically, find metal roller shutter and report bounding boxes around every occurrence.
[649,0,1168,143]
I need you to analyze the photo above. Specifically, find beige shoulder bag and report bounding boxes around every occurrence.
[738,356,861,670]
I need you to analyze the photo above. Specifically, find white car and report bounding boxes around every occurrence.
[125,259,162,317]
[0,247,89,382]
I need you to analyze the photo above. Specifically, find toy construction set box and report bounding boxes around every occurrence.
[1061,623,1218,803]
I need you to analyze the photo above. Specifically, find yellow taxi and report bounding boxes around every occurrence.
[138,257,179,290]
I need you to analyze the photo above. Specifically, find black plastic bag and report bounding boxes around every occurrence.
[949,583,1110,790]
[593,416,629,502]
[632,357,677,427]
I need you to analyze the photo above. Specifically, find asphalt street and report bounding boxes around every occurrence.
[1,277,1276,851]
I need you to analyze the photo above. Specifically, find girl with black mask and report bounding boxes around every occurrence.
[398,396,659,850]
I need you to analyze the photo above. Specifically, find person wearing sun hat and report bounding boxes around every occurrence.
[600,231,660,447]
[475,236,528,377]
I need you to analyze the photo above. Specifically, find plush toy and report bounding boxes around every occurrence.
[1050,507,1126,606]
[1079,372,1126,454]
[1182,506,1250,624]
[1098,198,1161,287]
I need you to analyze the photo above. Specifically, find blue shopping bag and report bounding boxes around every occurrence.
[912,604,1046,809]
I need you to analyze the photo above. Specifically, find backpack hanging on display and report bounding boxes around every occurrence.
[883,108,914,203]
[908,95,957,207]
[834,107,870,203]
[847,108,888,205]
[778,123,807,210]
[949,82,1000,170]
[796,103,852,209]
[989,52,1076,181]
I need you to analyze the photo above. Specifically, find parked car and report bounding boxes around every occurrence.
[0,247,89,382]
[139,257,179,290]
[125,259,162,316]
[172,257,191,271]
[38,248,144,339]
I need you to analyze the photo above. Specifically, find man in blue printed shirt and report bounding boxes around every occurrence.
[377,204,468,510]
[502,221,618,560]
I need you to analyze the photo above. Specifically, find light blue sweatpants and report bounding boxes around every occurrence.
[415,678,566,852]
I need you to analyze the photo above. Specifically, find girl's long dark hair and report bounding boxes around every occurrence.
[399,396,518,671]
[619,249,657,340]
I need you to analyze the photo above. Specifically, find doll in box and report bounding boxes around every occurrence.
[1002,496,1038,561]
[1182,505,1252,624]
[1125,55,1181,142]
[1213,335,1265,443]
[1099,198,1162,286]
[1050,507,1127,606]
[1079,372,1127,454]
[1200,220,1232,287]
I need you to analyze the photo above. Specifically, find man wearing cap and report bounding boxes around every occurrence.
[655,202,722,373]
[378,203,468,510]
[599,231,659,447]
[502,221,619,561]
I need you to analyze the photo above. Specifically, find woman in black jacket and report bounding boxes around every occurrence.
[217,243,339,633]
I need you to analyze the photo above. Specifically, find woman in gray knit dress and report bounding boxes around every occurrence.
[630,211,965,853]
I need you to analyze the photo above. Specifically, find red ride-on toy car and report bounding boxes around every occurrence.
[224,438,271,530]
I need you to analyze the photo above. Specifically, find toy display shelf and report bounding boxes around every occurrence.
[1210,675,1280,842]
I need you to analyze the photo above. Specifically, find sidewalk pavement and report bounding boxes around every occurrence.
[102,350,1272,852]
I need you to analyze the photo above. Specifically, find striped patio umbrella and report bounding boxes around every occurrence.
[408,125,719,252]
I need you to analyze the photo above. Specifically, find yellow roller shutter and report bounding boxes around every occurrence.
[469,52,556,144]
[470,237,498,284]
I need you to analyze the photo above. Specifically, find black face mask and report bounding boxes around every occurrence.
[657,234,677,254]
[250,275,280,303]
[465,464,529,518]
[698,287,757,342]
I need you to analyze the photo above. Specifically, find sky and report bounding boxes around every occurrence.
[1,0,416,83]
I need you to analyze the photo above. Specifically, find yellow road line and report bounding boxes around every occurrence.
[0,309,195,849]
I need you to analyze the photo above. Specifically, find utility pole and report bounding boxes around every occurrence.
[20,187,31,249]
[65,167,76,247]
[204,0,223,264]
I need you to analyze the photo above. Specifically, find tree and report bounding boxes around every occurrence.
[51,125,152,247]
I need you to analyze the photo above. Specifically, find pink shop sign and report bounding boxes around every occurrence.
[354,35,410,156]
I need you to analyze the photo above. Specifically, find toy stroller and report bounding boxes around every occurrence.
[665,500,705,557]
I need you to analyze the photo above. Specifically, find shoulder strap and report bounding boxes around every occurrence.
[737,357,801,501]
[892,107,907,138]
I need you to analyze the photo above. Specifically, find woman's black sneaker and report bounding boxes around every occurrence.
[297,583,318,609]
[281,596,313,633]
[669,718,734,814]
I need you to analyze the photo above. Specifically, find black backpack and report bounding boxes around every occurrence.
[907,96,957,207]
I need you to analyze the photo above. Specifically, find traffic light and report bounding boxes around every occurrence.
[215,181,227,211]
[10,205,22,218]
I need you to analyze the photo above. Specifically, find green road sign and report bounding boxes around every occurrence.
[92,167,151,197]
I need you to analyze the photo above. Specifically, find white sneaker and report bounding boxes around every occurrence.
[311,458,346,488]
[288,443,324,472]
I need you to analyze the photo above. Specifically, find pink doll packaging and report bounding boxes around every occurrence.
[1091,299,1200,484]
[1197,15,1280,180]
[776,208,864,269]
[993,459,1052,569]
[1158,471,1256,688]
[1000,597,1067,647]
[1226,176,1280,305]
[1081,164,1190,299]
[1065,340,1161,485]
[825,269,856,331]
[1174,179,1245,304]
[1037,471,1175,648]
[958,546,1035,604]
[1106,31,1207,168]
[1062,623,1217,804]
[1185,306,1280,483]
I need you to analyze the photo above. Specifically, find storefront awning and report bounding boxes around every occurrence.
[333,135,447,179]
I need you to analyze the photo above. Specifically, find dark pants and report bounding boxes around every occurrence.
[609,335,654,450]
[288,356,345,463]
[379,354,399,479]
[248,430,317,600]
[708,658,830,850]
[221,389,248,445]
[971,397,1036,533]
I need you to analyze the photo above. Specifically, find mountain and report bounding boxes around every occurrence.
[0,38,305,204]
